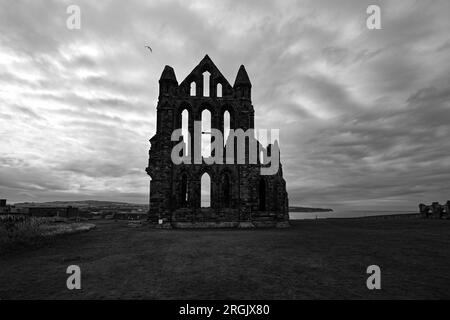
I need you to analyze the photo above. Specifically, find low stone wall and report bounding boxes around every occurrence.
[149,207,290,229]
[172,221,239,229]
[172,208,240,223]
[156,209,290,229]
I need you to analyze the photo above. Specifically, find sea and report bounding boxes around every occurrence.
[289,209,417,220]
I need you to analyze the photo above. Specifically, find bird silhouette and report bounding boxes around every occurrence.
[145,45,152,52]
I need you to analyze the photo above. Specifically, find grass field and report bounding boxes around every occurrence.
[1,218,449,299]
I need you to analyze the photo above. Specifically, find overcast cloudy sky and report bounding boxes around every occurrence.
[0,0,449,211]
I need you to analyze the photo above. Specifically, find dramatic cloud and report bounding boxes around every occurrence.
[0,0,449,211]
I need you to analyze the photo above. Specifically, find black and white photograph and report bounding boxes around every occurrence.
[1,0,450,307]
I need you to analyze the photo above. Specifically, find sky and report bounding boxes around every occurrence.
[0,0,449,211]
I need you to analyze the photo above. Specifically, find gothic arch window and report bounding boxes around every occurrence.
[273,181,279,211]
[217,83,222,98]
[203,71,211,97]
[190,82,196,96]
[259,144,266,164]
[201,172,211,208]
[181,173,188,207]
[201,109,211,158]
[221,173,231,208]
[258,178,266,211]
[223,110,230,146]
[181,109,189,156]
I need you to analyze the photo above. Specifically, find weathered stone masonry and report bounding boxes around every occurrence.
[146,55,289,228]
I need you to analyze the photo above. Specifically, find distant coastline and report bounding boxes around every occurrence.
[289,209,417,220]
[289,206,333,213]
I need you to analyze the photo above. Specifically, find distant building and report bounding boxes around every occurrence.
[22,206,79,218]
[0,199,11,215]
[419,202,450,219]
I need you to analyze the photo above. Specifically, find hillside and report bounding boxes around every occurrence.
[14,200,148,209]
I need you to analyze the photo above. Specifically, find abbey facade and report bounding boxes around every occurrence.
[146,55,289,228]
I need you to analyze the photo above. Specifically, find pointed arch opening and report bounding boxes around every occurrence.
[181,109,189,156]
[217,83,222,98]
[223,110,230,147]
[181,173,188,207]
[258,178,266,211]
[201,109,211,158]
[190,82,196,96]
[201,172,211,208]
[203,71,211,97]
[273,181,279,211]
[222,173,231,208]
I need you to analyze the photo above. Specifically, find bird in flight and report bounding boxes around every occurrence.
[145,45,152,52]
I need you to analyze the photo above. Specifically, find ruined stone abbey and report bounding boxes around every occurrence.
[146,55,289,228]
